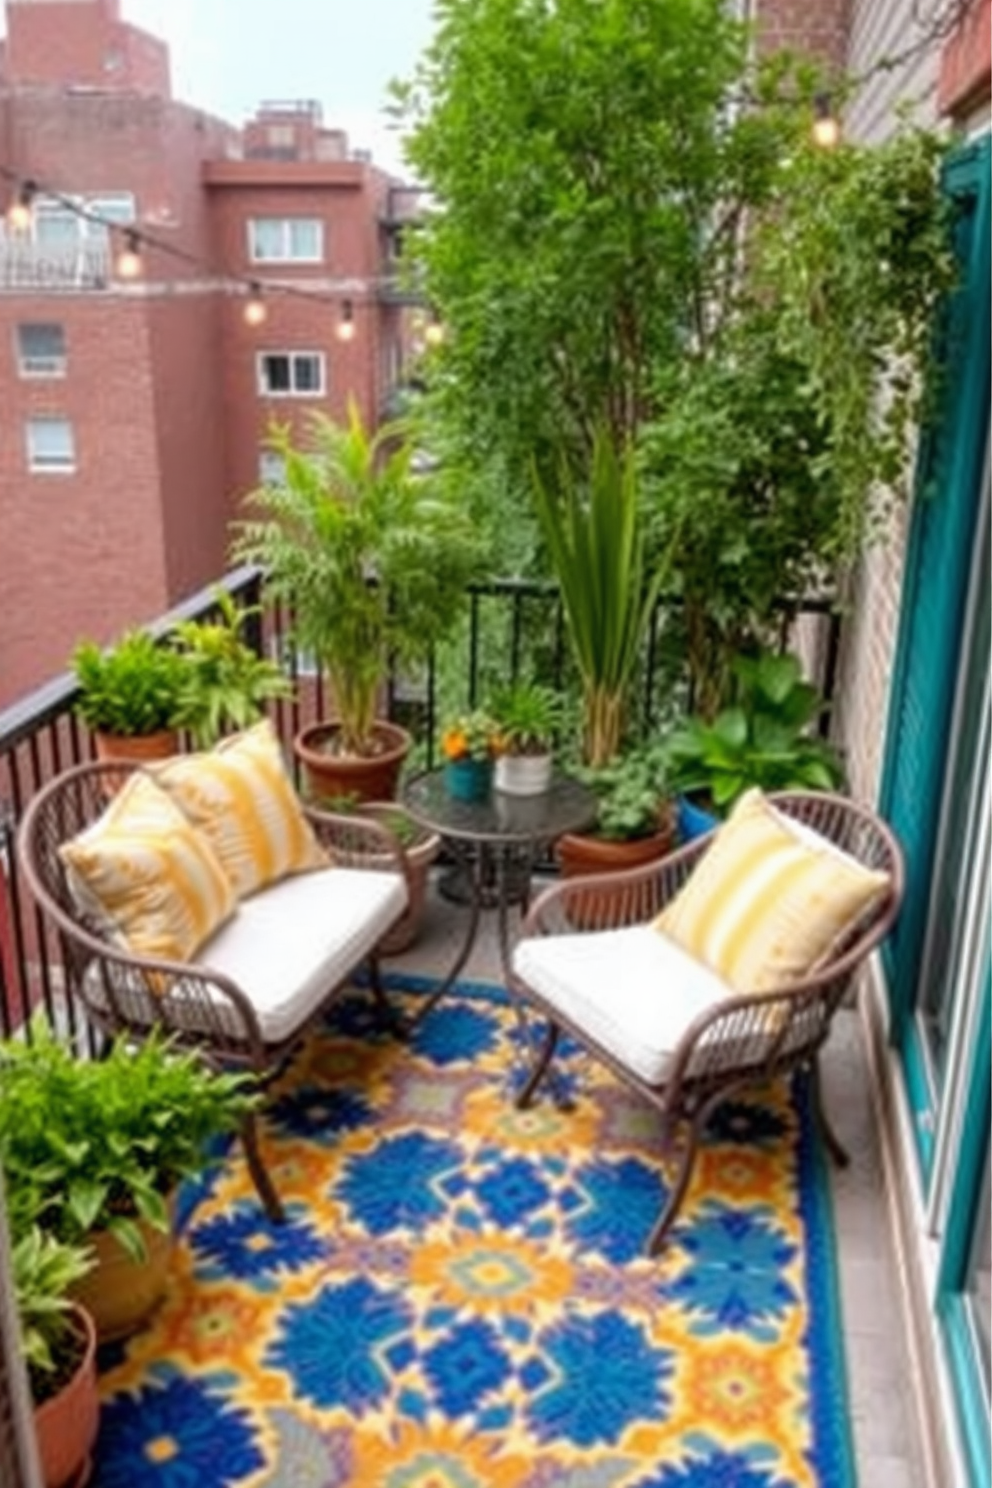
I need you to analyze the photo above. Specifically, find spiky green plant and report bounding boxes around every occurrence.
[532,430,662,766]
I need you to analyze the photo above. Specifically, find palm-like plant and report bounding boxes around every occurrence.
[533,431,661,766]
[232,402,478,757]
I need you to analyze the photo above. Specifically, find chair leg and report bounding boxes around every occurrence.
[242,1110,285,1224]
[810,1054,850,1168]
[515,1021,560,1109]
[367,955,402,1032]
[646,1114,705,1256]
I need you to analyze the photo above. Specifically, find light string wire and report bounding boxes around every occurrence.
[0,159,414,318]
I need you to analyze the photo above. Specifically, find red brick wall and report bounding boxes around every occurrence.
[0,297,169,702]
[939,0,991,116]
[4,0,170,96]
[754,0,851,71]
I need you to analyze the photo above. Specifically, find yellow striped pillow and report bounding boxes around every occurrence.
[152,719,328,900]
[59,771,235,965]
[655,789,890,992]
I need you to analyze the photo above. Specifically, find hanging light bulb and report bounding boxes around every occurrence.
[7,179,36,233]
[336,298,356,342]
[115,228,143,279]
[811,93,841,149]
[424,308,445,347]
[243,282,267,326]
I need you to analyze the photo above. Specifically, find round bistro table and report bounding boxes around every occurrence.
[401,768,597,1032]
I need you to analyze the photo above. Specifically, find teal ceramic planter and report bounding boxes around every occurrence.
[444,757,494,803]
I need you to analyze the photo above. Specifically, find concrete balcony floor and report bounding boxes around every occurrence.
[379,871,926,1488]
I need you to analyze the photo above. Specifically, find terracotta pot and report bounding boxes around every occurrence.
[555,823,675,929]
[294,720,412,804]
[70,1201,175,1342]
[360,804,441,954]
[93,728,179,764]
[33,1302,99,1488]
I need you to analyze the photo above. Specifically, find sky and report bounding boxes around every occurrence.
[124,1,438,177]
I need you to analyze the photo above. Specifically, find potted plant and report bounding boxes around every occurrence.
[171,589,291,748]
[557,741,676,878]
[532,428,663,769]
[9,1207,99,1488]
[0,1019,255,1341]
[668,648,845,838]
[439,709,503,802]
[71,628,188,762]
[231,401,479,801]
[490,682,563,796]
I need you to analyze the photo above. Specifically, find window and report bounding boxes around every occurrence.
[248,217,323,263]
[257,352,325,397]
[26,417,76,473]
[258,450,287,486]
[33,192,135,250]
[16,323,66,377]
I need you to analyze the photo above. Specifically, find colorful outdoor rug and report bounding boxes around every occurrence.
[92,974,855,1488]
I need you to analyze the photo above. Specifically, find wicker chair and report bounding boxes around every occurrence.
[16,759,415,1225]
[509,791,904,1255]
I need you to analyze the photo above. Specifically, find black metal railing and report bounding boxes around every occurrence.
[0,569,840,1043]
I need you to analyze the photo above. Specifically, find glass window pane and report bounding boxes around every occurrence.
[17,323,66,371]
[27,417,75,468]
[965,1148,991,1396]
[288,219,321,259]
[260,355,290,392]
[293,355,321,392]
[249,220,284,261]
[35,207,79,249]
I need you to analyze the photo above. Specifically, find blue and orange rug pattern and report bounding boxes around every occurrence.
[93,974,855,1488]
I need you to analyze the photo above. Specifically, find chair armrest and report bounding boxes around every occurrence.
[302,805,415,895]
[44,905,268,1065]
[521,834,711,938]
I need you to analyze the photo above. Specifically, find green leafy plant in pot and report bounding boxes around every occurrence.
[532,429,662,769]
[4,1173,99,1488]
[171,589,291,749]
[668,648,844,832]
[231,400,480,801]
[490,682,564,796]
[0,1019,255,1341]
[71,628,188,762]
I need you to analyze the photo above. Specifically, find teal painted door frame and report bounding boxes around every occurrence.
[880,134,991,1040]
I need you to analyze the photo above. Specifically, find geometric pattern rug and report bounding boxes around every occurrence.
[92,973,856,1488]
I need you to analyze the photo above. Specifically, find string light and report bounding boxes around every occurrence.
[243,281,267,326]
[7,177,35,232]
[0,161,426,317]
[115,228,143,279]
[336,298,356,341]
[812,93,841,149]
[424,308,445,347]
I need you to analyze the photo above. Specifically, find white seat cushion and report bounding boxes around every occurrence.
[83,866,407,1046]
[512,925,736,1086]
[194,867,408,1044]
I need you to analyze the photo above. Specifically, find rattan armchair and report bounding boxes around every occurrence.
[17,759,415,1224]
[509,791,904,1255]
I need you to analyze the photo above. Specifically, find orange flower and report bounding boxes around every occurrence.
[442,727,468,761]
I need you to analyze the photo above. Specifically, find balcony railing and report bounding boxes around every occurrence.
[0,240,110,291]
[0,569,840,1047]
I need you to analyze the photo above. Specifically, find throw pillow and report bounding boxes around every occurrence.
[655,787,891,992]
[59,771,235,965]
[152,719,329,900]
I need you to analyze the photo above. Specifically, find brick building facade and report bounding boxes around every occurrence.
[0,0,416,706]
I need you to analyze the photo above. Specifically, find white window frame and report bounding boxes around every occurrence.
[32,192,135,249]
[256,351,326,398]
[26,416,76,474]
[247,217,324,264]
[16,322,67,378]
